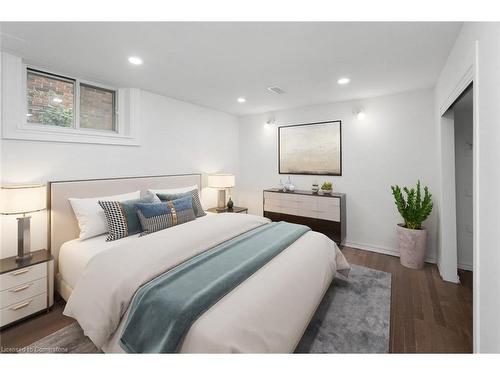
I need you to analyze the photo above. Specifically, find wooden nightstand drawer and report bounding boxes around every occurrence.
[0,277,47,309]
[0,262,47,291]
[0,293,47,327]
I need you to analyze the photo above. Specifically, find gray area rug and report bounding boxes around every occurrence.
[295,264,392,353]
[23,264,391,354]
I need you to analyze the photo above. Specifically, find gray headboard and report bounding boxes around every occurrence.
[48,173,202,267]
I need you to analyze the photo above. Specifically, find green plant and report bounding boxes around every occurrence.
[391,180,433,230]
[321,182,332,190]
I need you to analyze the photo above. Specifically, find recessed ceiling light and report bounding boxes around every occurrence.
[128,56,143,65]
[52,97,62,103]
[337,77,350,85]
[237,97,246,103]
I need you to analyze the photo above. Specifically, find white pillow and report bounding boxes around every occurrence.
[147,185,199,195]
[69,191,140,240]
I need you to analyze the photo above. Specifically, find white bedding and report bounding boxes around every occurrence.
[58,212,217,291]
[63,213,350,353]
[59,234,139,290]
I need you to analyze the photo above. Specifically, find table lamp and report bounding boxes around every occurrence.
[0,184,47,262]
[208,174,235,211]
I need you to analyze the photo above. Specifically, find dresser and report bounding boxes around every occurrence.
[263,189,346,245]
[0,249,54,328]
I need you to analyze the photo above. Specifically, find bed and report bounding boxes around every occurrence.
[49,174,350,353]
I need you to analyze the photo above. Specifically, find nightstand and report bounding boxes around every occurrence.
[0,249,54,329]
[206,206,248,214]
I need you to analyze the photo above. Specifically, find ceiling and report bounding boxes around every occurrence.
[0,22,462,116]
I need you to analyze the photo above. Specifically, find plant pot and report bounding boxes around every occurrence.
[320,189,332,195]
[396,224,427,269]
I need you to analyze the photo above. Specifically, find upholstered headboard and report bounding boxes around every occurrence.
[48,174,202,266]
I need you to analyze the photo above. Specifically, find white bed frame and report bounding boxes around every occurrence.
[48,173,202,300]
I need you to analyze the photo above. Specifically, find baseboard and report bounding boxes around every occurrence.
[343,240,437,264]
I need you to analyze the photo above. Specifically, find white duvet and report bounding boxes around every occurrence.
[63,213,350,353]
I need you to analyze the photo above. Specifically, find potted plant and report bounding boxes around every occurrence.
[320,182,333,194]
[390,181,433,269]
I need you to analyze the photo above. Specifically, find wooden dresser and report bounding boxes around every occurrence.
[263,189,346,245]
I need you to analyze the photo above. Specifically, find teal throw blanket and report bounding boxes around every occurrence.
[119,221,310,353]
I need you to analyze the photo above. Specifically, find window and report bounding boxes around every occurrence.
[26,68,116,132]
[26,69,75,128]
[1,52,139,146]
[80,84,116,131]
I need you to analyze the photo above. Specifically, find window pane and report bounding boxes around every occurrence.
[80,84,116,131]
[27,70,74,127]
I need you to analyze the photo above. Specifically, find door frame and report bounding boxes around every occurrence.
[437,44,479,353]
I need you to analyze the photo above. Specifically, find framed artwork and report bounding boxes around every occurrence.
[278,120,342,176]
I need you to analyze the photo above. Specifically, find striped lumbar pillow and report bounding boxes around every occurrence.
[99,194,160,241]
[135,196,196,236]
[156,189,206,218]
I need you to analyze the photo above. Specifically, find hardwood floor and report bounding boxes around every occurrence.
[341,247,473,353]
[0,247,473,353]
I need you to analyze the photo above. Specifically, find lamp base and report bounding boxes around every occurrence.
[16,253,33,263]
[217,189,227,209]
[17,216,32,263]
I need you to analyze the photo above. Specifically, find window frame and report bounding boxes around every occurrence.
[24,66,119,134]
[26,68,77,129]
[2,52,140,146]
[78,82,117,133]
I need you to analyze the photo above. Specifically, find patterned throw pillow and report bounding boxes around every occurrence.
[99,194,160,241]
[135,196,196,236]
[156,189,206,218]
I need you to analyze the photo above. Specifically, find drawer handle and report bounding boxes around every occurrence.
[9,283,33,293]
[10,268,31,276]
[10,300,32,311]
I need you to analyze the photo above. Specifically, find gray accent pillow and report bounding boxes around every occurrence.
[156,189,206,218]
[136,196,196,236]
[99,194,160,241]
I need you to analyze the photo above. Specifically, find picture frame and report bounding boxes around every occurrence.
[278,120,342,176]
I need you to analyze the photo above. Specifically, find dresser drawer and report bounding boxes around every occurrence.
[297,200,318,211]
[280,206,299,216]
[264,201,281,213]
[318,196,340,208]
[317,207,341,221]
[296,195,318,204]
[298,208,318,219]
[0,293,47,327]
[280,200,300,209]
[264,197,281,208]
[0,263,47,291]
[0,277,47,309]
[278,194,300,203]
[264,192,282,201]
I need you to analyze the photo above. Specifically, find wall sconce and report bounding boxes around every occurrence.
[353,106,366,120]
[264,115,276,129]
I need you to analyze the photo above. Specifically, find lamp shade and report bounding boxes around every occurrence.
[0,184,47,215]
[208,174,235,189]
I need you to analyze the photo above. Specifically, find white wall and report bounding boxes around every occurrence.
[0,90,239,258]
[454,105,473,270]
[435,22,500,353]
[237,89,439,260]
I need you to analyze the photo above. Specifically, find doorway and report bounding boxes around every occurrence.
[439,83,474,285]
[452,88,473,282]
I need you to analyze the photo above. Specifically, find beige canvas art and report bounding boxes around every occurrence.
[279,121,341,175]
